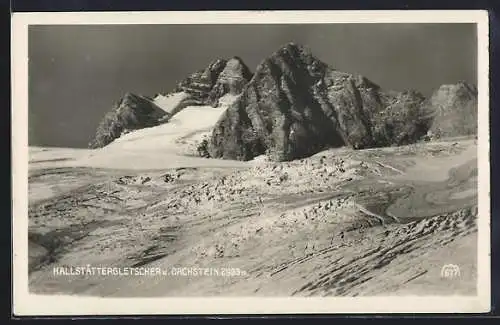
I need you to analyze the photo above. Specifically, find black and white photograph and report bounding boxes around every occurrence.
[12,11,490,315]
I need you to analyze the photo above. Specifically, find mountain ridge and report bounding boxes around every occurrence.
[427,81,478,138]
[89,42,478,162]
[88,57,253,148]
[88,92,169,149]
[207,43,434,161]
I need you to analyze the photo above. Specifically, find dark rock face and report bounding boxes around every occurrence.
[88,93,167,149]
[208,57,253,106]
[173,58,228,105]
[90,43,477,155]
[173,58,252,107]
[427,82,478,138]
[208,43,431,161]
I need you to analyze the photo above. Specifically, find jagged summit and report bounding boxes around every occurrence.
[207,44,431,161]
[433,81,477,100]
[119,92,149,104]
[208,57,253,105]
[270,42,316,63]
[229,56,248,65]
[89,92,168,149]
[276,42,310,54]
[173,58,227,101]
[427,81,478,137]
[224,57,252,77]
[89,57,253,148]
[168,57,253,107]
[89,43,478,157]
[251,42,328,86]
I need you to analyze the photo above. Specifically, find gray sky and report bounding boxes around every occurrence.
[29,24,477,148]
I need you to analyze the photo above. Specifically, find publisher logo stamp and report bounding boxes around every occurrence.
[440,264,460,279]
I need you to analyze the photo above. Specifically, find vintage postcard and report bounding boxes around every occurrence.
[12,10,490,315]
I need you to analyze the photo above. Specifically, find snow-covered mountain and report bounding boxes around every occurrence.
[88,42,478,162]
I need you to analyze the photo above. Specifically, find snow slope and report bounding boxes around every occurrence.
[28,138,479,300]
[29,94,246,170]
[108,93,238,152]
[152,92,189,114]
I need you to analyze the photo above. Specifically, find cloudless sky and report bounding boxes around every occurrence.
[28,23,477,148]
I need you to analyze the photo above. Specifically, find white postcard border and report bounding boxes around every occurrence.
[11,10,491,315]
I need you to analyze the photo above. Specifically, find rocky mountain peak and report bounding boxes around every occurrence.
[169,57,254,107]
[203,58,228,82]
[90,44,478,156]
[427,81,478,138]
[119,92,147,106]
[208,56,253,106]
[174,58,228,100]
[274,42,311,58]
[222,56,253,79]
[433,81,477,101]
[89,57,253,148]
[252,42,327,84]
[207,44,433,161]
[89,92,167,149]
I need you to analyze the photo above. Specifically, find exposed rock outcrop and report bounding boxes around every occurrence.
[90,58,253,148]
[208,43,431,161]
[208,57,253,106]
[89,43,477,155]
[427,82,478,138]
[172,57,253,107]
[89,93,168,149]
[173,58,228,105]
